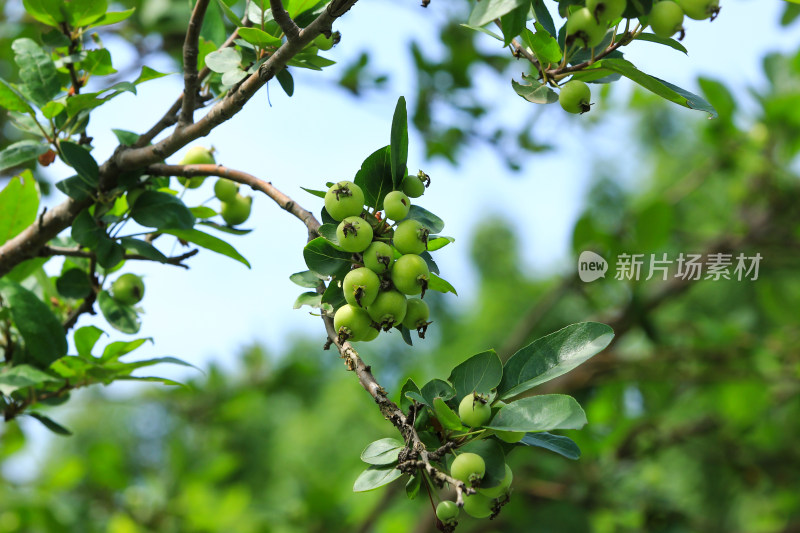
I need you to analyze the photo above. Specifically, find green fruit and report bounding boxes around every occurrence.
[336,216,373,253]
[462,492,493,518]
[478,464,513,498]
[650,1,684,38]
[362,241,395,274]
[566,7,608,49]
[214,179,239,202]
[435,501,459,525]
[343,267,380,308]
[178,146,215,188]
[458,394,492,428]
[325,181,364,221]
[402,174,425,198]
[677,0,719,20]
[383,191,411,221]
[450,452,485,486]
[333,304,373,342]
[221,194,252,225]
[559,80,592,114]
[360,326,380,342]
[495,430,525,443]
[402,298,430,332]
[111,273,144,305]
[391,254,429,296]
[393,220,428,255]
[587,0,626,23]
[366,290,407,329]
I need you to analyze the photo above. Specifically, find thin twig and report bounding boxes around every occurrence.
[40,245,200,269]
[179,0,211,127]
[271,0,301,42]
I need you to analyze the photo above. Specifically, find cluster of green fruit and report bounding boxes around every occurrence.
[435,393,523,525]
[176,146,253,226]
[558,0,721,115]
[327,173,435,343]
[110,273,145,306]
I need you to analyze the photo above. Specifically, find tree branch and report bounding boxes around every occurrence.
[271,0,301,42]
[40,245,200,269]
[179,0,211,127]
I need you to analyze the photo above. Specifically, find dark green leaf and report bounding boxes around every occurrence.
[405,475,421,500]
[448,350,503,401]
[71,209,104,247]
[131,191,195,230]
[96,237,124,269]
[520,432,581,459]
[198,221,253,235]
[421,378,455,407]
[404,205,444,233]
[0,365,60,395]
[468,0,528,27]
[400,378,421,412]
[353,465,403,492]
[119,237,169,263]
[28,412,72,436]
[60,141,99,186]
[487,395,587,432]
[500,2,529,47]
[433,397,465,430]
[303,237,353,276]
[276,68,294,96]
[498,322,614,399]
[698,77,736,120]
[459,438,506,488]
[56,268,92,299]
[0,140,49,172]
[0,170,39,246]
[74,325,105,357]
[55,175,94,202]
[532,0,557,37]
[634,32,688,55]
[97,290,141,334]
[216,0,242,26]
[428,273,457,295]
[12,38,59,107]
[318,223,341,246]
[111,129,140,146]
[162,228,250,268]
[0,279,68,367]
[360,438,404,465]
[390,96,408,189]
[354,146,393,211]
[320,276,347,310]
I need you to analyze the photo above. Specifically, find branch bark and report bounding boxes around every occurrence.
[179,0,211,127]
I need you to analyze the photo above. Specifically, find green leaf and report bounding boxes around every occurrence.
[41,100,65,118]
[405,475,421,500]
[198,221,252,235]
[80,49,116,76]
[133,66,169,85]
[500,2,529,47]
[0,78,33,113]
[55,175,94,202]
[59,141,99,187]
[404,205,444,233]
[119,237,169,263]
[320,276,346,311]
[111,129,140,146]
[130,191,195,230]
[698,77,736,120]
[448,350,503,401]
[5,257,48,284]
[360,438,404,465]
[64,0,107,26]
[427,236,454,252]
[12,38,60,108]
[421,378,455,408]
[97,290,141,334]
[400,378,421,412]
[468,0,528,27]
[189,206,217,219]
[0,365,60,395]
[433,397,465,430]
[592,58,718,118]
[238,27,282,47]
[96,236,124,269]
[512,79,558,104]
[459,24,504,41]
[353,465,403,492]
[71,209,104,247]
[317,223,341,247]
[162,228,250,268]
[293,292,323,309]
[498,322,614,399]
[524,24,562,65]
[303,237,353,276]
[459,438,506,488]
[520,432,581,460]
[390,96,408,189]
[532,0,557,37]
[290,270,324,288]
[87,8,136,28]
[74,325,105,357]
[634,32,688,55]
[354,146,393,211]
[205,48,242,73]
[56,268,92,299]
[0,140,49,172]
[22,0,65,26]
[0,171,39,246]
[276,68,294,96]
[0,279,68,367]
[100,338,150,361]
[486,395,587,432]
[428,273,457,296]
[28,412,72,436]
[216,0,242,26]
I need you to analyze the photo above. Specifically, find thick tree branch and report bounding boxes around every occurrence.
[271,0,301,42]
[179,0,211,127]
